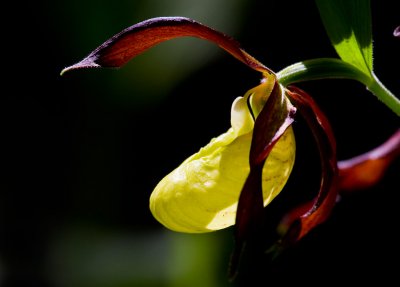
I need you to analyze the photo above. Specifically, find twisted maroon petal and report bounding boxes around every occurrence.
[229,80,296,279]
[272,101,399,256]
[276,85,339,248]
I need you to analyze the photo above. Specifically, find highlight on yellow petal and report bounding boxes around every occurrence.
[230,76,275,136]
[230,96,254,136]
[149,81,296,233]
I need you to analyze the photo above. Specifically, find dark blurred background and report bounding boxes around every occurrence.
[2,0,399,286]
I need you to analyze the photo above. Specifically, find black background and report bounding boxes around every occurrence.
[2,0,399,286]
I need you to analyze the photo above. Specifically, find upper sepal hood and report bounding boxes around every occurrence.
[61,17,271,75]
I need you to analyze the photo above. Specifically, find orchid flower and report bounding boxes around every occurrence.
[60,17,298,235]
[61,0,399,278]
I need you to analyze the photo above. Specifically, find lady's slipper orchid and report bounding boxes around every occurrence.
[61,15,399,278]
[61,17,299,236]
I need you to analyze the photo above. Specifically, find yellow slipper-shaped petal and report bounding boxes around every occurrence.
[150,81,296,233]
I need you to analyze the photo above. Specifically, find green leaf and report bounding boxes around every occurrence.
[315,0,373,76]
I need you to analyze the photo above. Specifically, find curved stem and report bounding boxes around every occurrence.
[368,73,400,116]
[277,58,400,116]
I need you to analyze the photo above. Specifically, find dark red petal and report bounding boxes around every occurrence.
[338,129,400,192]
[276,129,400,253]
[250,82,297,166]
[61,17,270,75]
[276,85,339,248]
[229,80,296,279]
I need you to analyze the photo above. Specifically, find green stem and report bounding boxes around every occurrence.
[368,73,400,116]
[276,58,400,116]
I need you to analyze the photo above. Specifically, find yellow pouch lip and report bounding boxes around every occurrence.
[150,80,296,233]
